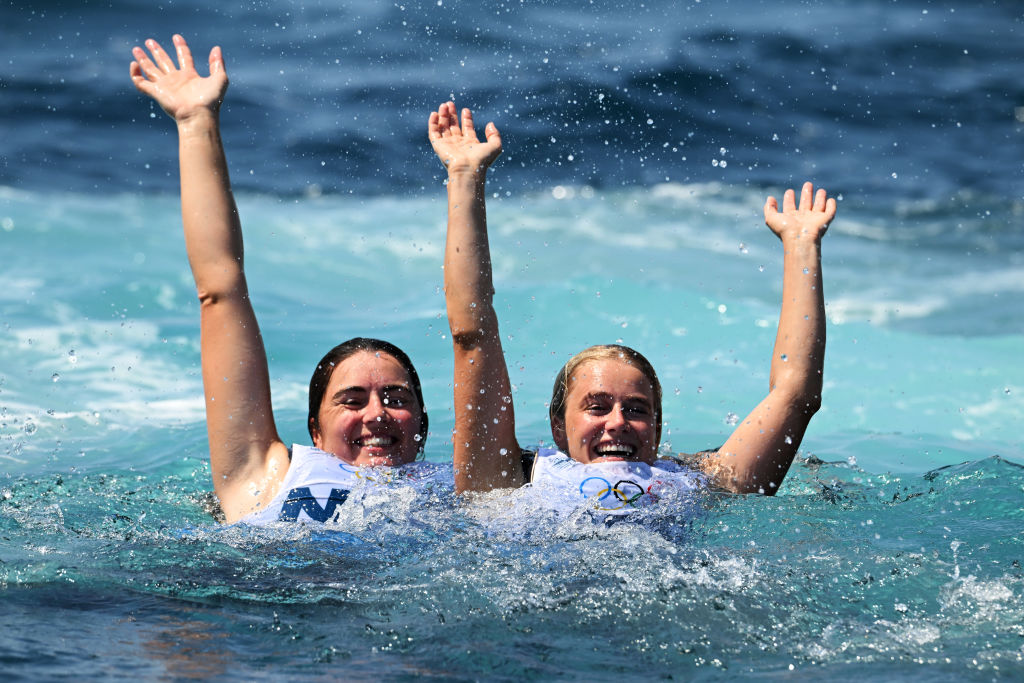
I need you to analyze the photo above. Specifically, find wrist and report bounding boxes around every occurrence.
[446,168,489,190]
[175,109,221,136]
[780,234,823,254]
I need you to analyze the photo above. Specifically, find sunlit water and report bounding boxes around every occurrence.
[2,0,1023,679]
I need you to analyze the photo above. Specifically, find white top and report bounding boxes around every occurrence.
[240,444,450,525]
[528,446,704,516]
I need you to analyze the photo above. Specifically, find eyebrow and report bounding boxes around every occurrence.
[579,392,651,405]
[332,383,413,397]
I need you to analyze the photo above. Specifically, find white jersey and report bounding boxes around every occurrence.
[240,444,449,525]
[528,447,704,516]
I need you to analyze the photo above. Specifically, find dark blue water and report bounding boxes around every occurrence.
[3,1,1022,201]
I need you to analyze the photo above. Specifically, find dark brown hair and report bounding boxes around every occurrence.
[307,338,428,451]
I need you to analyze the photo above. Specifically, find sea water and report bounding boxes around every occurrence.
[2,0,1023,680]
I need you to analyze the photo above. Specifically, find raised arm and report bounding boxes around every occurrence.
[428,102,522,493]
[702,181,834,494]
[131,35,289,521]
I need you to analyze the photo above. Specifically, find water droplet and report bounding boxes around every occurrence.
[758,265,765,272]
[51,373,60,382]
[847,455,858,466]
[413,434,422,442]
[68,350,77,364]
[24,421,38,435]
[697,386,703,393]
[780,354,788,362]
[725,412,739,425]
[802,267,809,274]
[738,242,748,254]
[1004,388,1011,395]
[784,435,793,444]
[499,448,508,456]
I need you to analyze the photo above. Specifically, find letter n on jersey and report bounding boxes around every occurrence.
[277,487,350,522]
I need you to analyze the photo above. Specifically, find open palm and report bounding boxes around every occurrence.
[428,102,502,174]
[130,34,228,122]
[764,181,836,243]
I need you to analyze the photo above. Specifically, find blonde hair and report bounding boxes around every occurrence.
[549,344,663,445]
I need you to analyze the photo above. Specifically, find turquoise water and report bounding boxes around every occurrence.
[2,185,1021,678]
[2,0,1023,676]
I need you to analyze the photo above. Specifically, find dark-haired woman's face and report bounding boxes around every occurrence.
[552,359,658,465]
[311,351,423,466]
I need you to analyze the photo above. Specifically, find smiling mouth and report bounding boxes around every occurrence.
[355,435,397,448]
[594,442,638,459]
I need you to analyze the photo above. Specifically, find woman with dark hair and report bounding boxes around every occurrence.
[429,101,835,509]
[130,36,437,524]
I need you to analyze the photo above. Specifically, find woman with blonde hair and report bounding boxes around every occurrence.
[429,101,835,508]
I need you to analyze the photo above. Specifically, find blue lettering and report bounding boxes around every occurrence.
[277,487,350,522]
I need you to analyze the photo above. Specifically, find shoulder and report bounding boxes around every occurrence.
[660,446,720,468]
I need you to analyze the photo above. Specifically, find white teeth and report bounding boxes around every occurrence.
[596,443,636,455]
[359,436,395,447]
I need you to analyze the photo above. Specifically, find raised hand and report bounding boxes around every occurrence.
[130,34,228,123]
[764,181,836,244]
[428,101,502,175]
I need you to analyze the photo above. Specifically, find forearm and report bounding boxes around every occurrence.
[176,111,245,297]
[769,237,825,410]
[444,171,497,344]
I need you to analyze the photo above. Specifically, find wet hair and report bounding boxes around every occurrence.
[307,337,429,452]
[549,344,663,445]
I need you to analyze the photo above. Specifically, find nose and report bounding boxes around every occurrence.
[605,404,629,433]
[364,392,389,422]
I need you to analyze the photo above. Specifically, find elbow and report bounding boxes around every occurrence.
[195,276,248,310]
[196,287,220,309]
[450,326,489,351]
[771,373,823,416]
[448,310,498,350]
[798,390,822,416]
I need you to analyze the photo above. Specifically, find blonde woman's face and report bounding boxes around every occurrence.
[553,359,658,465]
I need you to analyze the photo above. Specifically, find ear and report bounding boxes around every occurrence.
[310,419,323,450]
[551,416,568,453]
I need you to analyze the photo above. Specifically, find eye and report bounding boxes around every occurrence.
[624,403,652,416]
[383,390,412,408]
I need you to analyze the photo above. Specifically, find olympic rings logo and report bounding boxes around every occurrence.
[578,476,653,511]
